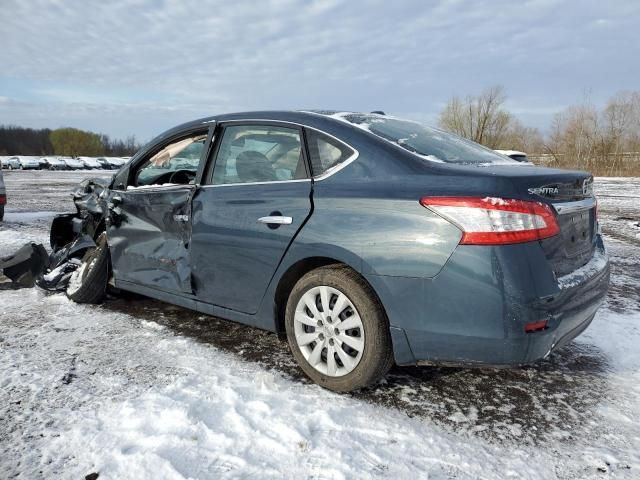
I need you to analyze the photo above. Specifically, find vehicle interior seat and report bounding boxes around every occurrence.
[235,150,276,183]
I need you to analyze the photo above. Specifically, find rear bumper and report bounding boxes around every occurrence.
[367,235,610,366]
[500,242,609,365]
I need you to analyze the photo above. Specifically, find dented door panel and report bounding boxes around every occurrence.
[107,186,194,293]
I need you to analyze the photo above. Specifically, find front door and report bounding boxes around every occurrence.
[108,130,210,294]
[190,122,313,314]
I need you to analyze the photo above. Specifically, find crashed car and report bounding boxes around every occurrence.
[35,111,610,392]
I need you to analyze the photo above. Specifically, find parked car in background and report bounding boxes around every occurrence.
[101,157,128,169]
[0,167,5,221]
[16,156,41,170]
[77,157,102,170]
[61,157,86,170]
[4,156,23,170]
[96,157,112,169]
[0,156,8,169]
[47,110,609,392]
[40,156,68,170]
[495,150,530,163]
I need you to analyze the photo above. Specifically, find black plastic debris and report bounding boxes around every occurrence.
[0,242,49,289]
[36,258,82,291]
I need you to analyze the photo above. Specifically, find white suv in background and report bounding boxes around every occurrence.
[494,150,530,163]
[17,156,41,170]
[4,157,22,169]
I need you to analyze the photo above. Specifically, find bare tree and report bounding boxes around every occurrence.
[438,85,512,148]
[499,118,544,153]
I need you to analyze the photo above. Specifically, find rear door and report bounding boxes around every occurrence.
[107,127,213,294]
[190,122,312,314]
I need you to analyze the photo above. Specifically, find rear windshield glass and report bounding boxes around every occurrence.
[332,113,515,165]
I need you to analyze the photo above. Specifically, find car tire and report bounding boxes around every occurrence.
[285,265,394,392]
[0,205,4,222]
[66,232,109,304]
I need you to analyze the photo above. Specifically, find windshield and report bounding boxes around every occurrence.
[331,112,515,165]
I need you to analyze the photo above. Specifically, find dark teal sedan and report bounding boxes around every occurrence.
[46,111,610,392]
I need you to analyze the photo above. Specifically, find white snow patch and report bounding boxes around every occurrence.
[557,247,609,290]
[0,289,563,480]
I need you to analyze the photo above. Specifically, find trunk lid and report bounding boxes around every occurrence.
[483,165,597,277]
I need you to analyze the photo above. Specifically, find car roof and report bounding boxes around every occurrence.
[139,110,379,161]
[158,110,391,139]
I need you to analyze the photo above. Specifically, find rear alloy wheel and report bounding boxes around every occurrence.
[285,266,394,392]
[66,232,109,304]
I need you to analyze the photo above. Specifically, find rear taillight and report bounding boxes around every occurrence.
[420,196,560,245]
[0,194,6,205]
[525,319,548,333]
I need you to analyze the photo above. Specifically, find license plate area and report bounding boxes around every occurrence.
[557,208,595,257]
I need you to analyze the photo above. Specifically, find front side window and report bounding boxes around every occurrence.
[134,134,207,187]
[212,125,306,184]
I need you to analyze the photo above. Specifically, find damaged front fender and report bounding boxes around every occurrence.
[38,234,98,291]
[38,177,113,291]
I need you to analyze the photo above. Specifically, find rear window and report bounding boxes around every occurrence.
[334,113,515,165]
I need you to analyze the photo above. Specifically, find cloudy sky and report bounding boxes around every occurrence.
[1,0,638,141]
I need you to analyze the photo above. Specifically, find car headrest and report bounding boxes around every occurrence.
[235,150,276,183]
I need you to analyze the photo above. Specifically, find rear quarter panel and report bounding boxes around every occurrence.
[300,181,462,278]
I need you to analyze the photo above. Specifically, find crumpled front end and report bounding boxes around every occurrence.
[38,177,112,291]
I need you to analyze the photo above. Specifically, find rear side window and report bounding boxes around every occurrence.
[306,129,355,177]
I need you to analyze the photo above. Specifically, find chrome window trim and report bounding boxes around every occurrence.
[123,184,196,194]
[200,178,311,189]
[213,118,360,183]
[552,197,596,215]
[312,148,359,181]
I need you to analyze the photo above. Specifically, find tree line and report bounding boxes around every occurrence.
[438,86,640,175]
[0,126,141,157]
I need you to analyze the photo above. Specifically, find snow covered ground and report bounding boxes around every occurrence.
[1,171,639,479]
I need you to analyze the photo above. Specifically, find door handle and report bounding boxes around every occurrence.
[257,215,293,225]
